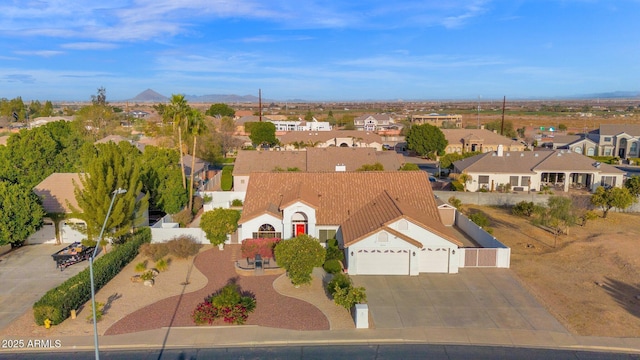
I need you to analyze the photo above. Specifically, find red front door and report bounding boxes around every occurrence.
[295,223,305,236]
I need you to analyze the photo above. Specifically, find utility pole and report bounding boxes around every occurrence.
[477,96,480,129]
[500,96,506,136]
[258,89,262,122]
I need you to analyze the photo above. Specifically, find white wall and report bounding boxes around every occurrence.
[237,213,282,242]
[151,227,208,244]
[200,191,246,211]
[281,201,317,239]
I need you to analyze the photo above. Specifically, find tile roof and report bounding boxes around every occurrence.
[441,129,520,146]
[233,148,404,175]
[454,149,625,174]
[240,172,460,246]
[33,173,84,213]
[340,190,461,247]
[277,130,382,145]
[599,124,640,137]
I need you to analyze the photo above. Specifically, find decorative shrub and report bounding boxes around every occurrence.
[241,238,280,259]
[165,235,202,259]
[326,238,338,248]
[192,284,256,325]
[221,166,233,191]
[327,273,351,296]
[274,234,325,286]
[450,180,464,192]
[134,260,148,272]
[326,273,367,310]
[192,196,204,215]
[231,199,243,207]
[172,208,194,228]
[139,242,170,262]
[155,258,169,272]
[325,246,344,262]
[86,302,105,324]
[323,259,342,274]
[33,228,151,326]
[512,201,536,217]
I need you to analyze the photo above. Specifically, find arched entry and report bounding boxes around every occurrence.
[291,212,308,236]
[619,138,627,158]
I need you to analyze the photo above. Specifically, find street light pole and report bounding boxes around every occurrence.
[89,188,126,360]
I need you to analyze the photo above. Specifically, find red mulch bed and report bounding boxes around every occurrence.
[105,246,329,335]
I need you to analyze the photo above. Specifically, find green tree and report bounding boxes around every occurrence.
[246,121,278,147]
[141,146,188,214]
[356,162,384,171]
[0,121,87,188]
[0,181,45,246]
[458,173,472,192]
[73,141,149,243]
[484,120,517,138]
[557,123,568,132]
[591,186,636,218]
[304,110,314,121]
[74,88,117,138]
[199,208,241,246]
[405,124,447,158]
[42,101,54,117]
[206,103,235,118]
[398,163,420,171]
[275,234,325,286]
[439,151,480,169]
[624,175,640,197]
[162,94,192,189]
[546,196,577,235]
[187,108,208,211]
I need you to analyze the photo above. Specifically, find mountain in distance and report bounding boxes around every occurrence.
[129,89,169,103]
[584,91,640,99]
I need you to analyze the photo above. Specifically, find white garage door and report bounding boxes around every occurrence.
[419,247,450,273]
[356,249,410,275]
[27,223,56,244]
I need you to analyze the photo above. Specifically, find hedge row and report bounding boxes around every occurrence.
[33,227,151,326]
[221,166,233,191]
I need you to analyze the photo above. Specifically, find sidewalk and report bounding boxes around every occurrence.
[3,325,640,354]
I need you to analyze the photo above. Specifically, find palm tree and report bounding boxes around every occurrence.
[163,94,191,189]
[459,173,472,192]
[187,108,207,211]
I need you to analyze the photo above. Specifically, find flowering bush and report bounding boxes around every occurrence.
[241,238,280,259]
[191,284,256,325]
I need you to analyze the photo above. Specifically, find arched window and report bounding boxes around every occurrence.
[573,146,583,154]
[253,224,281,239]
[377,232,388,242]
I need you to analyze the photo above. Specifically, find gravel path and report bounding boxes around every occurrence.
[106,245,329,334]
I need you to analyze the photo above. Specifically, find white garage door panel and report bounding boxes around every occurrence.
[356,249,410,275]
[27,224,56,244]
[419,247,449,273]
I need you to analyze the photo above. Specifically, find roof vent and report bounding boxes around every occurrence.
[520,153,524,157]
[534,153,539,157]
[506,153,510,156]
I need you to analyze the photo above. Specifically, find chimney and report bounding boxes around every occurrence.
[497,144,504,157]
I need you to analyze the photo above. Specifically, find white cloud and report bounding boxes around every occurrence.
[14,50,65,57]
[61,42,119,50]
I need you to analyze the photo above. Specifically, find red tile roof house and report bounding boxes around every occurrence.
[237,171,464,275]
[232,147,406,192]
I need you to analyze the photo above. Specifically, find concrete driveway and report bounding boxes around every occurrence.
[352,268,568,333]
[0,244,91,331]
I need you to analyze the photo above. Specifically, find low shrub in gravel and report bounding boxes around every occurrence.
[323,259,342,274]
[165,235,201,259]
[139,242,170,261]
[192,284,256,325]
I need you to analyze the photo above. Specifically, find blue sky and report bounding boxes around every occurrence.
[0,0,638,101]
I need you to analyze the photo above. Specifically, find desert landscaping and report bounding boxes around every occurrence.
[474,205,640,337]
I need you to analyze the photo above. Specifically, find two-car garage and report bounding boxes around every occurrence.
[351,246,453,275]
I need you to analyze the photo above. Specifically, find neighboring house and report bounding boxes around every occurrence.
[353,114,395,131]
[128,110,149,119]
[237,172,463,275]
[28,116,74,129]
[95,135,146,152]
[29,173,87,244]
[589,124,640,159]
[268,118,332,132]
[29,172,151,244]
[453,147,625,192]
[554,135,598,156]
[442,129,525,154]
[232,147,406,191]
[183,154,212,185]
[278,130,383,151]
[410,113,462,128]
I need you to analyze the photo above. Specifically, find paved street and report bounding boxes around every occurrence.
[352,268,567,333]
[0,244,90,331]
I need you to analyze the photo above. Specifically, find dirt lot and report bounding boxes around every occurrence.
[470,204,640,337]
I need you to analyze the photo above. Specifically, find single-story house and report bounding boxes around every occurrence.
[29,173,88,244]
[278,130,384,151]
[441,129,525,154]
[238,171,463,275]
[232,147,406,191]
[453,147,626,192]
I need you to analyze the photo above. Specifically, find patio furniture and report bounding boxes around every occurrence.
[255,254,263,269]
